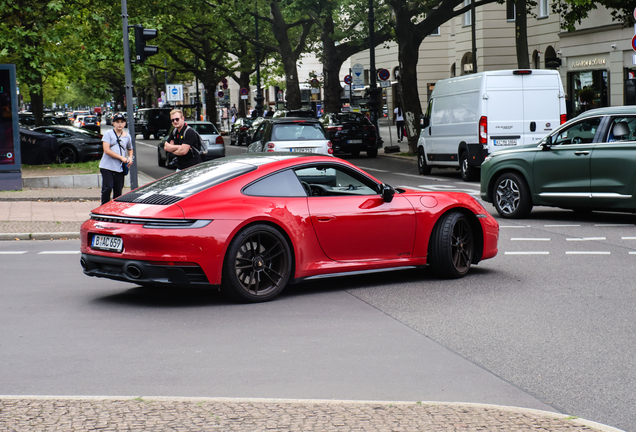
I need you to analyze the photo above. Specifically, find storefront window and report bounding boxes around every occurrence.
[568,70,608,117]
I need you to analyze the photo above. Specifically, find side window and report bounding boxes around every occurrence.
[295,165,379,196]
[606,117,636,143]
[552,117,601,145]
[253,124,266,142]
[243,169,306,197]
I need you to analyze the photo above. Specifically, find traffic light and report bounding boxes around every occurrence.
[134,25,159,63]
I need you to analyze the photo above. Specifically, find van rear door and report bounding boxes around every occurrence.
[485,74,525,150]
[522,72,563,145]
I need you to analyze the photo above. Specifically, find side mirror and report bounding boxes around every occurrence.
[381,183,395,203]
[541,135,552,150]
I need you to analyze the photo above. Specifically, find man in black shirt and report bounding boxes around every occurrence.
[164,109,202,170]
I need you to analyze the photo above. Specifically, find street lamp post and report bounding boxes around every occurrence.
[367,0,382,146]
[253,0,264,118]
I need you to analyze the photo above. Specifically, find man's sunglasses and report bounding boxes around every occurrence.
[171,118,182,123]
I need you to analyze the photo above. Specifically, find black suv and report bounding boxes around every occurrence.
[134,108,172,139]
[319,112,378,157]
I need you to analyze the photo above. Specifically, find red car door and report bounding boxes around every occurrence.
[307,195,416,261]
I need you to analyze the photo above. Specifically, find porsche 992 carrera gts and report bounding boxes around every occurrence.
[80,154,499,303]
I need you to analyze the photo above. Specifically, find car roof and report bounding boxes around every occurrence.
[577,106,636,119]
[270,117,321,123]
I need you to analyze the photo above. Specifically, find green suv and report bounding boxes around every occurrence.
[481,106,636,218]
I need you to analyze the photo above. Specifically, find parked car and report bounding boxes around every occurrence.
[33,125,103,164]
[135,108,172,139]
[246,118,333,155]
[78,115,101,133]
[104,112,114,125]
[70,110,90,122]
[319,112,378,157]
[157,121,225,167]
[272,109,317,118]
[480,106,636,218]
[18,112,36,129]
[43,114,71,126]
[18,113,71,129]
[418,69,567,181]
[80,153,499,302]
[229,117,254,146]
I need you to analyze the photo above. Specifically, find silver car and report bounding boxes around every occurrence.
[246,118,333,155]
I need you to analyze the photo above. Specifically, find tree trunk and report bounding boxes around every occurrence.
[30,74,44,127]
[238,71,251,118]
[515,0,530,69]
[321,16,343,114]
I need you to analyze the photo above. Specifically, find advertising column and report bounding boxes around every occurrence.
[0,64,21,191]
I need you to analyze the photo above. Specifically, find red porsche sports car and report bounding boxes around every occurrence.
[80,154,498,302]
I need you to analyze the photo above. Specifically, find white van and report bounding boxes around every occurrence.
[417,69,567,181]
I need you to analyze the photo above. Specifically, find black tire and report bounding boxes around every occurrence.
[56,146,78,164]
[460,151,478,182]
[222,224,292,303]
[350,150,360,157]
[418,147,431,175]
[493,172,533,218]
[157,148,166,167]
[367,147,378,158]
[230,137,236,146]
[428,211,474,279]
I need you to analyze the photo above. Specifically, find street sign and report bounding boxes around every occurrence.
[378,68,390,81]
[380,80,391,88]
[222,83,228,89]
[241,95,248,100]
[222,78,228,84]
[351,63,365,89]
[311,78,320,87]
[217,91,224,98]
[344,75,352,84]
[240,87,249,95]
[166,84,183,102]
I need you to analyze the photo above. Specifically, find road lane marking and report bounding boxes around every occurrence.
[38,251,81,255]
[394,173,422,178]
[499,226,530,228]
[565,251,610,255]
[595,224,634,227]
[0,251,28,254]
[510,238,551,241]
[504,251,550,255]
[356,166,389,173]
[566,237,606,241]
[544,224,581,227]
[622,237,636,240]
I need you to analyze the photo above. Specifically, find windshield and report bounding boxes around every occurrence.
[271,123,326,141]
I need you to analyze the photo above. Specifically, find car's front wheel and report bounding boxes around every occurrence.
[493,172,533,218]
[418,147,431,175]
[157,148,165,167]
[56,146,78,164]
[428,211,474,278]
[460,151,478,182]
[222,224,292,303]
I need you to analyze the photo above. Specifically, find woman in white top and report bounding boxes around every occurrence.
[394,105,405,142]
[99,113,133,205]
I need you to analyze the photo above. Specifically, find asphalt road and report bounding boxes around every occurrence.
[3,133,635,431]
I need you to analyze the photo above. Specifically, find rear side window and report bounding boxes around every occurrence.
[606,117,636,143]
[333,113,366,124]
[271,123,326,141]
[243,169,306,197]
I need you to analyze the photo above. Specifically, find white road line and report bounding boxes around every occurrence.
[622,237,636,240]
[544,224,581,227]
[504,251,550,255]
[565,251,611,255]
[595,224,634,227]
[629,251,636,254]
[356,166,389,173]
[499,226,530,228]
[566,237,606,241]
[136,142,156,149]
[510,238,551,241]
[394,173,422,178]
[0,251,28,255]
[37,251,81,255]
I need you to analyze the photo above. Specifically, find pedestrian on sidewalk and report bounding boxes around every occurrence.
[394,104,405,142]
[99,113,133,205]
[164,109,202,171]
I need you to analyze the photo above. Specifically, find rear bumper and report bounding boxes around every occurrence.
[80,253,211,287]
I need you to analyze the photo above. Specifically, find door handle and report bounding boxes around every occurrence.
[574,151,590,156]
[315,216,335,222]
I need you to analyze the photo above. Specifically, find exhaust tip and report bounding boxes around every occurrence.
[126,264,142,279]
[80,258,87,270]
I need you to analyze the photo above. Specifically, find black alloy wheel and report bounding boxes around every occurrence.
[428,211,474,278]
[56,146,78,164]
[223,224,292,303]
[418,147,431,175]
[460,151,478,182]
[493,172,533,218]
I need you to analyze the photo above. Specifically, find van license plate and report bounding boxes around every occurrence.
[92,234,123,252]
[494,139,517,146]
[291,148,314,153]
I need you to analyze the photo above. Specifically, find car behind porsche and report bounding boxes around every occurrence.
[81,154,498,303]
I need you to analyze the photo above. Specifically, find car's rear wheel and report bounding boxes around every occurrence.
[367,147,378,158]
[418,147,431,175]
[428,211,474,278]
[493,172,533,218]
[56,146,78,164]
[222,224,292,303]
[350,150,360,157]
[460,151,478,182]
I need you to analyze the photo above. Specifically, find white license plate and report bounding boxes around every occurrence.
[494,139,517,146]
[291,148,314,153]
[348,139,362,144]
[92,234,123,252]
